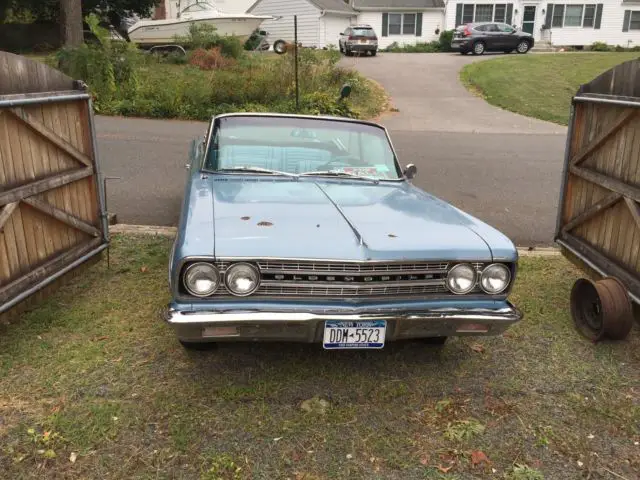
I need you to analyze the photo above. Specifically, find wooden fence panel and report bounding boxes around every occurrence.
[556,59,640,303]
[0,51,107,315]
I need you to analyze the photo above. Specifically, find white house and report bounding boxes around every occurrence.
[247,0,358,48]
[445,1,640,47]
[247,0,640,48]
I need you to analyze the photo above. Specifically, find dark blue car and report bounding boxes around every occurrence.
[165,113,522,350]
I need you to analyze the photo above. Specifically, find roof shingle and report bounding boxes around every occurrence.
[352,0,445,8]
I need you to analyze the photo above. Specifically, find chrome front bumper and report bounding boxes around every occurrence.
[164,303,523,343]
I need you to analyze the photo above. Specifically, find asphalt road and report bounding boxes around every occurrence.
[96,53,568,246]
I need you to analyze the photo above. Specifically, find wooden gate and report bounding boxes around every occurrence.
[556,59,640,303]
[0,52,108,314]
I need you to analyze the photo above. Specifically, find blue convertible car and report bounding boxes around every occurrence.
[165,113,522,349]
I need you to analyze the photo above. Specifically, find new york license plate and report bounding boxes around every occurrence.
[323,320,386,349]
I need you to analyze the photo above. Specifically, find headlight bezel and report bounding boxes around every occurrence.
[480,263,512,295]
[225,262,261,297]
[446,263,478,295]
[183,262,220,297]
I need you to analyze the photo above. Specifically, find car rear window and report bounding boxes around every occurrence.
[352,28,376,37]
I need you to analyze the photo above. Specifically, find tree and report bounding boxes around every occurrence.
[0,0,158,26]
[60,0,83,47]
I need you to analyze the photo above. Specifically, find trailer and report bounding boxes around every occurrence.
[556,58,639,341]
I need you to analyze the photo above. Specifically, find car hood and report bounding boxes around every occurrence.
[210,178,505,261]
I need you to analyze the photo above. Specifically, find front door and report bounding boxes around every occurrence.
[522,5,536,35]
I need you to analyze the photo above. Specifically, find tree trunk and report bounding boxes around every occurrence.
[60,0,83,47]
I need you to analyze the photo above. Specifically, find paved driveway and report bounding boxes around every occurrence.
[97,53,568,246]
[340,53,568,245]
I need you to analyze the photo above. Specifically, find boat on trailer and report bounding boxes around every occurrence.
[127,0,272,47]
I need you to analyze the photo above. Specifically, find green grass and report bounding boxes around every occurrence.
[1,235,639,479]
[460,53,639,125]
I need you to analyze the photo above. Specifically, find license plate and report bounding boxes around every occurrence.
[360,39,367,44]
[323,320,386,349]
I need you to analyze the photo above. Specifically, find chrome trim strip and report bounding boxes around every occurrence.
[165,304,523,325]
[259,279,445,288]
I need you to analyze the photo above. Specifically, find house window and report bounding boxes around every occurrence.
[552,4,565,27]
[456,4,513,26]
[388,13,402,35]
[583,4,596,27]
[462,4,474,24]
[550,4,603,28]
[564,5,583,26]
[387,13,417,35]
[628,10,640,30]
[475,4,494,22]
[403,13,416,34]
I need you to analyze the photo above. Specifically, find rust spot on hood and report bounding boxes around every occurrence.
[240,216,250,221]
[257,221,273,227]
[388,234,397,238]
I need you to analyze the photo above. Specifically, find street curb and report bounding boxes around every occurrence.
[109,224,562,257]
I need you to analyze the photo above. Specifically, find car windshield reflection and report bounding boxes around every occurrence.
[204,115,403,180]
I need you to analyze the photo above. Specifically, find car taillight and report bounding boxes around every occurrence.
[348,35,355,40]
[464,25,472,36]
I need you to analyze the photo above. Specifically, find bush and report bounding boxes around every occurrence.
[439,29,454,52]
[177,23,244,59]
[590,41,612,52]
[189,47,236,70]
[383,40,442,53]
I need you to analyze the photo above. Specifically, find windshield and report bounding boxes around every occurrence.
[352,28,376,37]
[181,2,215,13]
[205,116,402,180]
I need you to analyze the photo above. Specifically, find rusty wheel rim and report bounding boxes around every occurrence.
[597,277,633,340]
[570,278,605,341]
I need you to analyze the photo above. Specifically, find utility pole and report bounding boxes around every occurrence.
[60,0,83,47]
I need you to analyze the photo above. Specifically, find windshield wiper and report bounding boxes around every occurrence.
[216,166,297,177]
[299,171,376,181]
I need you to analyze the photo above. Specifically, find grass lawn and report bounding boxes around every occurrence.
[460,53,639,125]
[1,235,639,479]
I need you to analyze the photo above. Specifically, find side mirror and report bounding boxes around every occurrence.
[339,84,352,100]
[404,164,417,179]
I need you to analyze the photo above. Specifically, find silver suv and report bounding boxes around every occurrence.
[339,24,378,56]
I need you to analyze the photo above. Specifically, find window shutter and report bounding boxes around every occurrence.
[545,4,554,28]
[455,4,463,27]
[594,4,603,29]
[382,12,388,36]
[416,12,423,36]
[623,10,630,32]
[506,3,513,25]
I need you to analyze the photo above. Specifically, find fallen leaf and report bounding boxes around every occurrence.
[69,452,77,463]
[577,460,583,467]
[470,343,485,353]
[346,454,353,460]
[140,266,148,273]
[300,397,330,415]
[437,465,452,473]
[471,450,489,465]
[419,454,430,466]
[95,336,109,342]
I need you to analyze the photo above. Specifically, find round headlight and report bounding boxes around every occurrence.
[225,263,260,296]
[480,264,511,294]
[184,262,220,297]
[446,263,477,294]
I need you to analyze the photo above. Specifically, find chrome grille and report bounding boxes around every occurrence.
[209,260,487,298]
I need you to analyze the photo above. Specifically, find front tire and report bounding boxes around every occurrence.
[370,49,377,56]
[472,41,485,55]
[345,48,352,56]
[516,40,531,54]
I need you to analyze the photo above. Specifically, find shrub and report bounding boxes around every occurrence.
[439,29,454,52]
[590,41,612,52]
[177,23,244,59]
[54,13,140,101]
[189,47,236,70]
[383,41,442,53]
